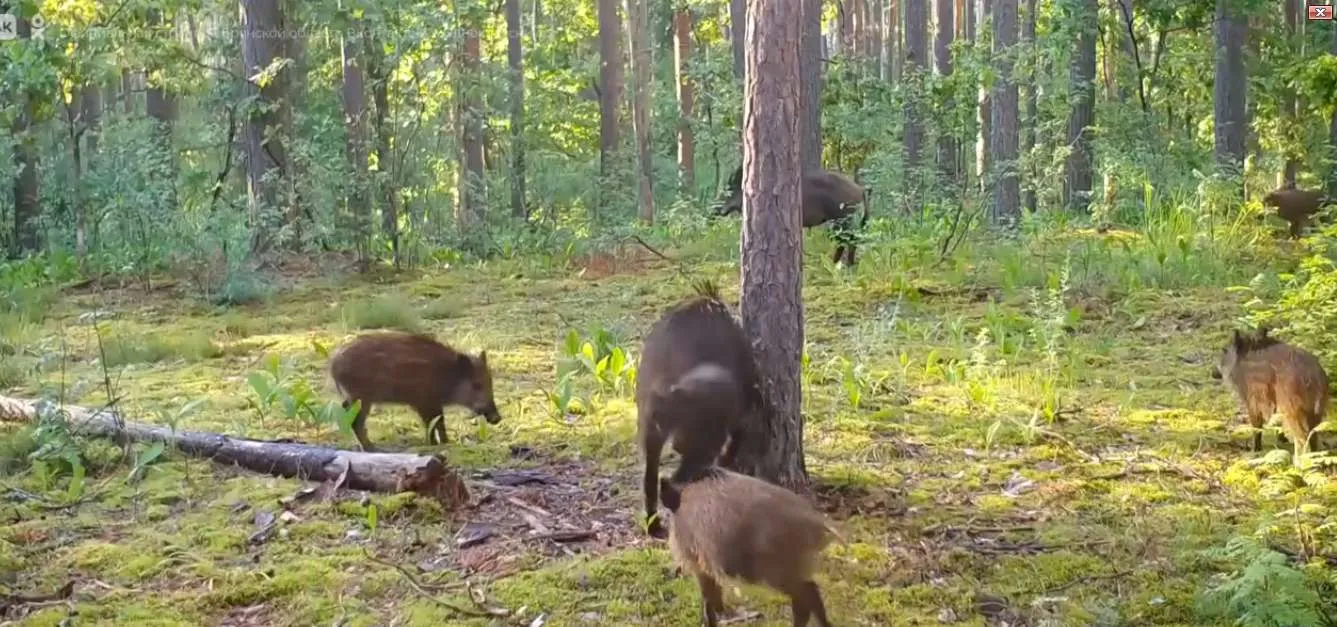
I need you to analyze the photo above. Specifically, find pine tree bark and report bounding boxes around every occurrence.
[674,7,696,195]
[506,0,528,218]
[735,0,808,491]
[1329,23,1337,199]
[989,0,1019,224]
[341,29,371,270]
[1062,0,1096,212]
[935,0,955,180]
[145,10,179,215]
[9,16,39,255]
[888,0,900,82]
[365,31,400,266]
[1212,0,1247,175]
[598,0,625,216]
[626,0,654,224]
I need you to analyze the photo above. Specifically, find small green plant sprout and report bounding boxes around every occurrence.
[246,354,362,437]
[836,356,889,411]
[557,326,637,394]
[545,371,591,419]
[27,399,88,500]
[127,441,166,484]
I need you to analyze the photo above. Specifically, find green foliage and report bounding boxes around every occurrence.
[1246,248,1337,374]
[246,353,360,436]
[1198,536,1329,627]
[556,326,636,395]
[341,294,423,332]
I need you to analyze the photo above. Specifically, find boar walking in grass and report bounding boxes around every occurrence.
[714,165,870,266]
[660,468,837,627]
[636,282,763,538]
[329,331,501,452]
[1262,187,1328,239]
[1213,327,1329,456]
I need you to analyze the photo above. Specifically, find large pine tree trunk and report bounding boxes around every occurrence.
[597,0,625,217]
[282,0,308,248]
[506,0,528,219]
[989,0,1019,224]
[341,30,371,270]
[935,0,955,180]
[459,25,487,233]
[1062,0,1096,212]
[626,0,654,224]
[239,0,292,259]
[904,0,928,190]
[888,0,900,82]
[1329,23,1337,199]
[735,0,808,492]
[674,8,696,195]
[1213,0,1247,174]
[799,0,824,172]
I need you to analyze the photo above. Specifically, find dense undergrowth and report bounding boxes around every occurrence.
[4,200,1337,626]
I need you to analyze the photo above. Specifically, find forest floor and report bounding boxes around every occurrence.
[0,221,1318,626]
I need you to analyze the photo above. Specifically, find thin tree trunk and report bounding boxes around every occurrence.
[598,0,625,217]
[626,0,654,224]
[1213,0,1247,175]
[731,0,746,79]
[283,0,308,248]
[10,16,38,255]
[675,8,696,195]
[239,0,292,260]
[872,0,884,76]
[1062,0,1096,212]
[989,0,1019,224]
[935,0,955,180]
[905,0,929,178]
[1021,0,1036,212]
[976,0,993,193]
[341,29,371,270]
[1329,24,1337,199]
[800,0,823,171]
[365,32,399,266]
[458,25,486,233]
[77,84,102,259]
[506,0,527,219]
[736,0,808,491]
[146,10,179,215]
[1282,0,1300,188]
[122,69,134,114]
[889,0,900,82]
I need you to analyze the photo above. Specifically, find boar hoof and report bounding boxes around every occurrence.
[647,518,669,540]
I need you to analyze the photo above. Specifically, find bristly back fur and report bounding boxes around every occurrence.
[691,278,723,302]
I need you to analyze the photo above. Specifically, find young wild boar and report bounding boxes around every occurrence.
[1213,328,1329,455]
[329,332,502,452]
[1263,188,1327,239]
[714,166,870,266]
[636,282,763,539]
[659,468,836,627]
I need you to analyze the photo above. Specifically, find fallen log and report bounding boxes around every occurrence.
[0,396,469,508]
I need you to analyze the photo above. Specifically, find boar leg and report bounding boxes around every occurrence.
[696,573,724,627]
[787,580,831,627]
[414,404,447,445]
[641,427,668,539]
[1248,412,1264,452]
[345,399,375,452]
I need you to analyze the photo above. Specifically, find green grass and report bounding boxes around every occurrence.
[0,214,1329,626]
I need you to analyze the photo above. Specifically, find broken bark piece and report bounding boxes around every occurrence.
[0,396,469,508]
[455,522,496,548]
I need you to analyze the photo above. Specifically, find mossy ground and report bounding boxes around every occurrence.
[0,220,1318,626]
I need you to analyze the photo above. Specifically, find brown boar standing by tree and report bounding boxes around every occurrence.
[1213,327,1329,456]
[659,468,837,627]
[714,165,871,266]
[1262,188,1328,239]
[636,281,764,538]
[329,332,502,452]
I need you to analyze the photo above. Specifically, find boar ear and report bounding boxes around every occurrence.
[455,353,474,374]
[1232,330,1245,349]
[478,350,488,365]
